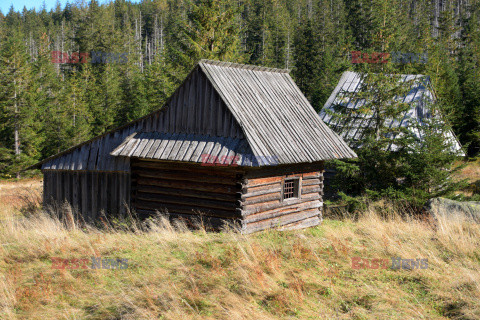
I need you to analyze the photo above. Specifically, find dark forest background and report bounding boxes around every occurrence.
[0,0,479,177]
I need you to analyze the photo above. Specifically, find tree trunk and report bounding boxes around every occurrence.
[14,79,20,179]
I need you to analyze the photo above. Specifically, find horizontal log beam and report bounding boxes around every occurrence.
[132,160,244,177]
[135,193,237,211]
[244,163,324,179]
[244,200,321,223]
[243,176,282,187]
[242,194,321,215]
[298,172,321,178]
[244,215,321,234]
[241,187,282,200]
[134,169,239,185]
[242,193,281,206]
[135,201,239,219]
[135,177,240,194]
[301,185,322,194]
[243,208,320,233]
[277,216,322,232]
[241,181,281,194]
[136,185,238,202]
[302,179,321,187]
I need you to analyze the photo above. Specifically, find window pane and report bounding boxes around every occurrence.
[283,178,300,200]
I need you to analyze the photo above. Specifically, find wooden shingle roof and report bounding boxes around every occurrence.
[319,71,463,153]
[38,60,356,171]
[196,60,356,163]
[111,132,261,165]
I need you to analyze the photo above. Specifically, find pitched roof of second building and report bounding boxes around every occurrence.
[319,71,463,154]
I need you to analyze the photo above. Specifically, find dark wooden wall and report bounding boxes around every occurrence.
[131,159,243,228]
[131,160,324,232]
[239,162,324,234]
[41,67,244,173]
[43,170,130,222]
[43,161,324,233]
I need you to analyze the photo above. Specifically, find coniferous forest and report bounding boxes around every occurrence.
[0,0,479,180]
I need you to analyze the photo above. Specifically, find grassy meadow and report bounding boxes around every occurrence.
[0,178,479,319]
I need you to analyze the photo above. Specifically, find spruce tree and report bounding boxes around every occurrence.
[457,1,480,156]
[292,18,322,109]
[0,30,35,177]
[170,0,247,75]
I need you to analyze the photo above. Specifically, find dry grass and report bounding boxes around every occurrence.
[452,159,480,197]
[454,159,480,184]
[0,180,479,319]
[0,178,42,218]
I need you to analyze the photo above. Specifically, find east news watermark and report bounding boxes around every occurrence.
[352,257,428,270]
[200,154,279,166]
[351,51,428,64]
[51,51,129,64]
[51,257,129,270]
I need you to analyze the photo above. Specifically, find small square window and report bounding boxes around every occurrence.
[283,177,301,200]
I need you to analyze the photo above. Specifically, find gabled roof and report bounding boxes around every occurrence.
[37,60,356,171]
[196,60,356,163]
[319,71,463,153]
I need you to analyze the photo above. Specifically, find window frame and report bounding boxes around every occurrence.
[281,176,302,201]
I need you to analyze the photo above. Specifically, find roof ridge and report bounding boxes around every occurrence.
[199,59,290,74]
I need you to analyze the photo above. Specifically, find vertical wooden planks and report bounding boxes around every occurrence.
[72,172,79,215]
[91,172,98,221]
[100,173,107,216]
[118,173,124,216]
[56,172,61,203]
[59,172,65,205]
[81,172,88,220]
[111,173,118,216]
[126,173,131,215]
[187,71,196,133]
[86,171,92,222]
[195,70,204,134]
[42,172,48,207]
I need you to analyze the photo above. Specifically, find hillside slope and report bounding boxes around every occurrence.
[1,200,479,319]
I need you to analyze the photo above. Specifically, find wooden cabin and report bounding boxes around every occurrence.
[35,60,356,233]
[319,71,463,199]
[319,71,462,152]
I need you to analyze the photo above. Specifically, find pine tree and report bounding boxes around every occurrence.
[425,2,462,135]
[30,33,59,159]
[329,71,464,205]
[401,101,465,204]
[0,30,35,177]
[170,0,247,75]
[143,53,178,112]
[457,1,480,155]
[292,18,321,109]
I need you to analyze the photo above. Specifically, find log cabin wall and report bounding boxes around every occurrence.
[240,162,324,234]
[130,159,244,228]
[42,170,130,222]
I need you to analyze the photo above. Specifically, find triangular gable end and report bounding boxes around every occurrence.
[39,65,251,172]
